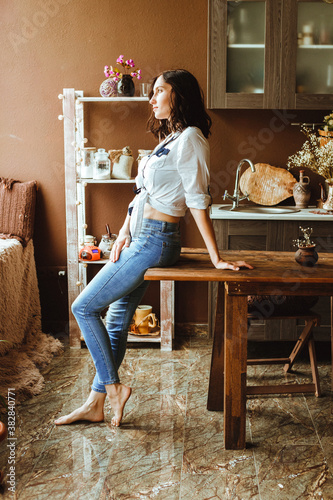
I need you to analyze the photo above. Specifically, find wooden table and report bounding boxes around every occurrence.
[144,249,333,450]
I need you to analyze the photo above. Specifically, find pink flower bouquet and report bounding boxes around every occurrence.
[104,55,142,82]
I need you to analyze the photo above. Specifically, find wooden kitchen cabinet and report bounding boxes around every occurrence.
[212,218,333,254]
[208,0,333,109]
[209,213,333,340]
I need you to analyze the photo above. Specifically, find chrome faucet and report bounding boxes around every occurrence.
[223,159,256,210]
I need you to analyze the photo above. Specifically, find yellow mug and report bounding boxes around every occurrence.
[133,305,157,334]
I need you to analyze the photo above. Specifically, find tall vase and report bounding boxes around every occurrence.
[323,180,333,211]
[117,74,135,97]
[293,169,311,208]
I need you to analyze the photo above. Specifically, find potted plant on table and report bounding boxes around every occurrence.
[293,226,318,267]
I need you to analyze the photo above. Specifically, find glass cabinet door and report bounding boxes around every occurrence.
[296,2,333,95]
[208,0,280,109]
[226,2,266,94]
[282,0,333,108]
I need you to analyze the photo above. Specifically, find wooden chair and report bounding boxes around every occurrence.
[246,311,321,397]
[207,282,322,412]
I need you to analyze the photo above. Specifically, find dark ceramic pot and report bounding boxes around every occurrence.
[295,245,318,267]
[117,74,135,97]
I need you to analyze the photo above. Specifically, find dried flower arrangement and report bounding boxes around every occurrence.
[287,125,333,181]
[293,226,315,248]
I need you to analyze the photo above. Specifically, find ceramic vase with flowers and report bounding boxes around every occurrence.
[293,227,318,267]
[102,55,142,97]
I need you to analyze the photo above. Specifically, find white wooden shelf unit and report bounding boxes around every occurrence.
[61,88,165,348]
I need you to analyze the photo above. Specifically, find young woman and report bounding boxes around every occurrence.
[55,69,253,428]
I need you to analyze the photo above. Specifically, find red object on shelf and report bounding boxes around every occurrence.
[79,245,102,261]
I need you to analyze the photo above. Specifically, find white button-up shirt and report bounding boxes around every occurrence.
[129,126,211,237]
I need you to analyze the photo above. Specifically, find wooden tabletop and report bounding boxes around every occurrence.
[144,249,333,285]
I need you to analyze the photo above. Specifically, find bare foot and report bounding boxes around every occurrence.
[54,400,104,426]
[106,384,132,427]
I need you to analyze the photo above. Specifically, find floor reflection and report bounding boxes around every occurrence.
[0,335,332,499]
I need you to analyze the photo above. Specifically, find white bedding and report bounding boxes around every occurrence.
[0,238,21,252]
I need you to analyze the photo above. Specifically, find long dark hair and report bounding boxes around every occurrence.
[147,69,212,139]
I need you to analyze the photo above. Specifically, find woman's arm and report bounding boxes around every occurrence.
[110,213,131,262]
[189,208,253,271]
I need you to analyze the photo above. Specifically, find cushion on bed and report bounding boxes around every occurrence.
[0,178,37,246]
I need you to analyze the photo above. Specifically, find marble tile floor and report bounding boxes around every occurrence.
[0,335,332,500]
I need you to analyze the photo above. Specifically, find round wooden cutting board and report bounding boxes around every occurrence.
[240,163,297,206]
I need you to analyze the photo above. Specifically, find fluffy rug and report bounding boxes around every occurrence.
[0,239,63,403]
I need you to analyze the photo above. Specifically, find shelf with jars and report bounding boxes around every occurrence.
[208,0,333,109]
[59,88,159,348]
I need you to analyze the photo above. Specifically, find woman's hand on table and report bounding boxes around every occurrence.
[110,233,131,262]
[214,259,254,271]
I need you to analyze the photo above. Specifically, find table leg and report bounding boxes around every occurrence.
[160,280,174,352]
[207,282,225,411]
[224,292,248,450]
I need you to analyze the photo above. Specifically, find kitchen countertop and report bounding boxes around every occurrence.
[210,204,333,221]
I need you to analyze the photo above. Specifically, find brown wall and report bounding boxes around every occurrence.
[1,0,328,329]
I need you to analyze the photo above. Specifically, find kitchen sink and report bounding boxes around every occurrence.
[219,205,300,214]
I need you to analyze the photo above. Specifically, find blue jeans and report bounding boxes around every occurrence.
[71,219,181,393]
